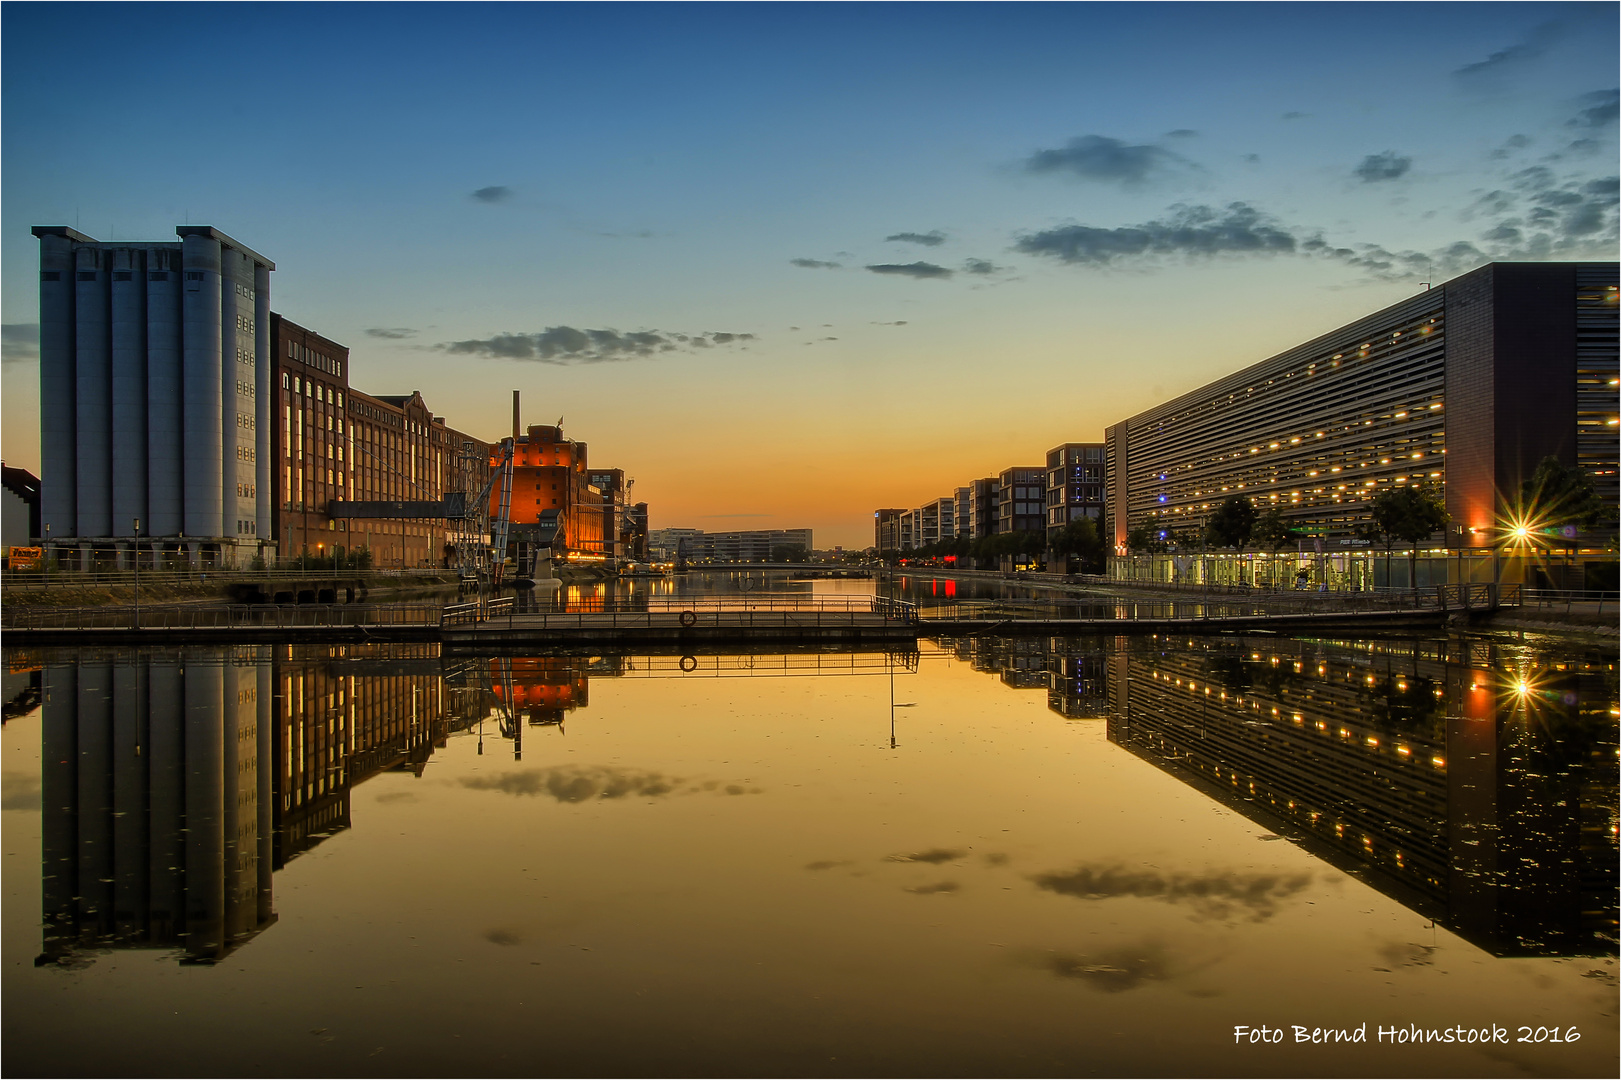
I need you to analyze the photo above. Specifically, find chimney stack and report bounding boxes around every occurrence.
[512,389,520,443]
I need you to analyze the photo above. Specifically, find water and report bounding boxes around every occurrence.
[3,590,1616,1077]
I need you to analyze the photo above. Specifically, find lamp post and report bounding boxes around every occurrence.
[132,518,141,630]
[43,523,50,586]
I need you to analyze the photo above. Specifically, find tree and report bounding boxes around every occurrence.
[1516,456,1614,587]
[1050,518,1105,574]
[1125,525,1165,555]
[1369,484,1448,596]
[1204,495,1258,551]
[1253,508,1294,587]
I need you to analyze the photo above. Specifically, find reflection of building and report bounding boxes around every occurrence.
[273,645,452,866]
[489,656,591,728]
[1104,262,1619,587]
[39,648,275,965]
[1105,634,1618,956]
[1044,636,1110,718]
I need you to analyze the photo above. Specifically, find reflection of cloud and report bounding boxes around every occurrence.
[373,790,417,804]
[982,853,1009,867]
[1375,941,1439,969]
[484,929,523,946]
[1,772,40,810]
[905,881,960,895]
[1031,864,1312,922]
[1041,945,1169,993]
[461,766,678,802]
[885,848,966,864]
[805,860,850,871]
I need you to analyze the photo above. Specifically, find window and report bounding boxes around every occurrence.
[186,271,204,281]
[77,271,97,281]
[40,271,60,281]
[114,271,132,281]
[148,271,168,281]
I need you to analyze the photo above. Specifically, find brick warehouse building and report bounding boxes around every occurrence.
[272,315,489,569]
[1104,262,1618,589]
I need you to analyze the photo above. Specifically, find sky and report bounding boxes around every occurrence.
[3,2,1616,549]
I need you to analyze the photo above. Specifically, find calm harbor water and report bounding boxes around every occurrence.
[3,577,1616,1077]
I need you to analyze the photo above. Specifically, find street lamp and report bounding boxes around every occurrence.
[132,518,141,629]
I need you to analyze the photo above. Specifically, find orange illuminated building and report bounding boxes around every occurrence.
[491,425,605,556]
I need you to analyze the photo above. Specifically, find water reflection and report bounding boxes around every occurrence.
[14,632,1616,980]
[945,632,1618,957]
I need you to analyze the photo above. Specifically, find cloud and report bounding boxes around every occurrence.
[1,323,39,365]
[962,258,1002,275]
[1490,134,1532,160]
[1030,864,1313,922]
[364,327,416,339]
[471,185,513,203]
[1024,134,1194,187]
[1453,21,1561,83]
[1014,202,1298,266]
[1164,129,1198,139]
[439,326,755,363]
[1280,111,1309,121]
[871,320,909,326]
[866,261,953,279]
[790,257,841,269]
[1353,151,1412,182]
[1568,89,1619,130]
[885,230,947,246]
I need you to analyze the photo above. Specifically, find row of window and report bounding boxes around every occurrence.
[237,412,256,430]
[235,314,256,333]
[236,483,258,498]
[236,380,256,399]
[288,340,343,379]
[236,519,258,535]
[236,445,257,463]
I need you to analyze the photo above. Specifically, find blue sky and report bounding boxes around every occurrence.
[4,2,1616,546]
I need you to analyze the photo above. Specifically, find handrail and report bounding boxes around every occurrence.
[2,602,442,631]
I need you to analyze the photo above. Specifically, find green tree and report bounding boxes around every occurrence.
[1517,456,1614,586]
[1369,484,1449,596]
[1125,525,1165,555]
[1204,495,1258,551]
[1051,518,1106,574]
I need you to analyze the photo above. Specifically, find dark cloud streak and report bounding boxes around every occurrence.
[439,326,755,364]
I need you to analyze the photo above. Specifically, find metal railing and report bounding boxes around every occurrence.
[3,603,441,631]
[2,567,458,588]
[1518,587,1614,614]
[910,583,1513,624]
[441,594,919,630]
